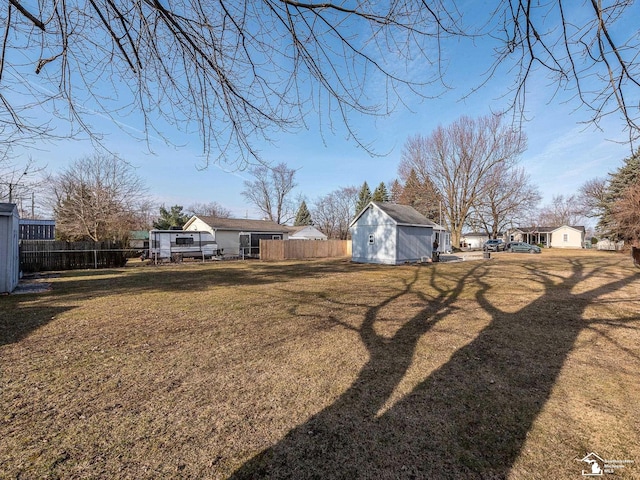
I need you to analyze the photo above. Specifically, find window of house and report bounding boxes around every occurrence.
[563,234,568,242]
[368,234,375,245]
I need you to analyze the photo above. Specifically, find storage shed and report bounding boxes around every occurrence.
[0,203,20,293]
[349,202,437,265]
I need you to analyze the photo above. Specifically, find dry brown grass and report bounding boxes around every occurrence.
[1,250,639,479]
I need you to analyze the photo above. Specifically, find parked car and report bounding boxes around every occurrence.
[483,239,505,252]
[506,242,541,253]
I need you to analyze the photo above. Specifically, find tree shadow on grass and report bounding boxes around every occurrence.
[0,305,76,347]
[40,259,384,298]
[229,258,638,479]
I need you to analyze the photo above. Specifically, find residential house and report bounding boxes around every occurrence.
[508,225,585,249]
[183,216,289,257]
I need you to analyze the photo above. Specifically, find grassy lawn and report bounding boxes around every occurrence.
[1,250,639,479]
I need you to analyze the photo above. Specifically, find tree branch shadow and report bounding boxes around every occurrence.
[229,259,638,479]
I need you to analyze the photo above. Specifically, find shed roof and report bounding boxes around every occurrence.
[187,215,288,233]
[0,203,18,216]
[351,202,443,229]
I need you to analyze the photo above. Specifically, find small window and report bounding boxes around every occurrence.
[563,234,568,242]
[368,234,375,245]
[176,237,194,245]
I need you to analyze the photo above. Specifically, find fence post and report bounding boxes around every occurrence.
[94,249,98,269]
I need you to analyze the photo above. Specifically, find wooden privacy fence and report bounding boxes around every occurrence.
[20,240,129,272]
[259,239,352,261]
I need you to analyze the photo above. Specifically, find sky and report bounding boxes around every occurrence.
[2,2,637,223]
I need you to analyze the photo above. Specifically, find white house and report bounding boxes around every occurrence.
[349,202,442,265]
[288,225,328,241]
[509,225,585,249]
[460,232,490,250]
[548,225,585,248]
[0,203,20,294]
[183,216,289,256]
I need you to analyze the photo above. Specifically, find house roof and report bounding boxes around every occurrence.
[289,225,326,235]
[461,232,491,237]
[187,215,288,233]
[516,225,585,233]
[350,202,443,229]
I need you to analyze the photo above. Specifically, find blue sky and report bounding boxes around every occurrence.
[5,2,636,221]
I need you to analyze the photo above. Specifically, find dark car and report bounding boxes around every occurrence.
[483,239,505,252]
[506,242,541,253]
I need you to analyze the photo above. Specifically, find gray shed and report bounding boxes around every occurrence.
[349,202,436,265]
[0,203,20,293]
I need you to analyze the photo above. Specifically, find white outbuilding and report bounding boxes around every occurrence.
[349,202,442,265]
[0,203,20,293]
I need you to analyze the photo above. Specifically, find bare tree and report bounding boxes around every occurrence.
[186,202,231,218]
[241,162,297,224]
[48,154,149,241]
[1,2,638,161]
[536,194,585,227]
[312,186,358,239]
[578,177,608,220]
[0,157,47,217]
[470,166,541,238]
[399,114,526,248]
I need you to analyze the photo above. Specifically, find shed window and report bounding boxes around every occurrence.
[176,237,194,245]
[368,234,375,245]
[563,234,568,242]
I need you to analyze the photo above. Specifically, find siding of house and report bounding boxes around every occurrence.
[214,230,242,255]
[184,217,213,235]
[550,226,584,249]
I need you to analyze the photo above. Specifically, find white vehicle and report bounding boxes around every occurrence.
[148,230,219,261]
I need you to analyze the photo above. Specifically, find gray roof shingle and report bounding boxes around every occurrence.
[194,216,288,233]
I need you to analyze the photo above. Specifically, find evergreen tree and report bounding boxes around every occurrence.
[153,205,189,229]
[398,169,441,220]
[294,201,313,226]
[355,181,372,213]
[372,182,389,202]
[389,179,403,203]
[598,149,640,238]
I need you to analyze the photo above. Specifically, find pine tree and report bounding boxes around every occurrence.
[398,169,440,220]
[294,201,313,226]
[153,205,189,229]
[372,182,389,202]
[355,181,372,213]
[389,179,403,203]
[598,149,640,238]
